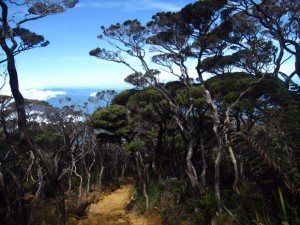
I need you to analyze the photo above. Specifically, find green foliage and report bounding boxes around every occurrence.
[111,89,138,106]
[219,182,266,224]
[185,187,218,224]
[181,0,227,29]
[28,0,78,15]
[278,104,300,152]
[207,72,255,104]
[156,178,220,225]
[276,188,300,225]
[159,178,186,225]
[131,184,146,213]
[33,128,64,148]
[222,204,242,225]
[90,0,298,223]
[13,28,49,47]
[148,180,161,209]
[2,0,300,223]
[126,140,144,151]
[92,105,127,130]
[201,54,239,74]
[88,90,117,106]
[207,72,292,134]
[278,188,288,223]
[175,85,206,111]
[131,180,162,213]
[127,86,170,122]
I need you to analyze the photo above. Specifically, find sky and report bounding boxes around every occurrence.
[0,0,197,100]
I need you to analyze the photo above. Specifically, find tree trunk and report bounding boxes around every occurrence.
[85,158,95,192]
[74,167,83,199]
[153,123,166,180]
[185,138,202,192]
[204,89,224,211]
[68,170,73,192]
[214,149,222,206]
[86,173,91,192]
[7,168,27,225]
[197,59,224,211]
[227,144,240,195]
[53,182,66,225]
[121,162,127,178]
[200,133,207,187]
[98,165,105,189]
[0,4,70,225]
[0,40,27,140]
[135,150,150,212]
[0,110,10,139]
[143,181,150,212]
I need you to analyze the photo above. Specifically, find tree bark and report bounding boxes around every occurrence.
[227,144,240,195]
[204,89,224,210]
[7,168,27,225]
[197,56,224,211]
[200,133,207,187]
[185,138,202,192]
[0,41,27,140]
[53,183,66,225]
[98,165,105,189]
[135,150,150,211]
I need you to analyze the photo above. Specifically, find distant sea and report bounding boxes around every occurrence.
[46,87,126,113]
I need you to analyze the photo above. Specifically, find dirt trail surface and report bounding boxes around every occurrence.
[67,184,162,225]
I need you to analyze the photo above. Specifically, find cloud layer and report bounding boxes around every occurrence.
[22,89,67,101]
[0,87,66,101]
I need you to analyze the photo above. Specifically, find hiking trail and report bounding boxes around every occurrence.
[67,184,162,225]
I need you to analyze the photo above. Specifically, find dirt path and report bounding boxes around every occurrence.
[67,184,162,225]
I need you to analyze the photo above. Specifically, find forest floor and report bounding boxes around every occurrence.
[66,184,162,225]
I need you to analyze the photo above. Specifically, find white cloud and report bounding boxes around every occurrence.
[22,89,66,101]
[1,86,66,101]
[90,92,97,97]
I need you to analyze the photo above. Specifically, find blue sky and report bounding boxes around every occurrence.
[0,0,196,100]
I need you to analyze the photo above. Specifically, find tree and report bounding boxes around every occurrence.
[0,0,77,138]
[90,17,208,195]
[91,103,134,183]
[90,0,300,222]
[91,104,131,142]
[147,0,231,207]
[229,0,300,87]
[0,67,7,90]
[0,1,78,224]
[0,94,13,139]
[88,89,117,108]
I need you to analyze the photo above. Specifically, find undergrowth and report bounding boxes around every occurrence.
[131,178,300,225]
